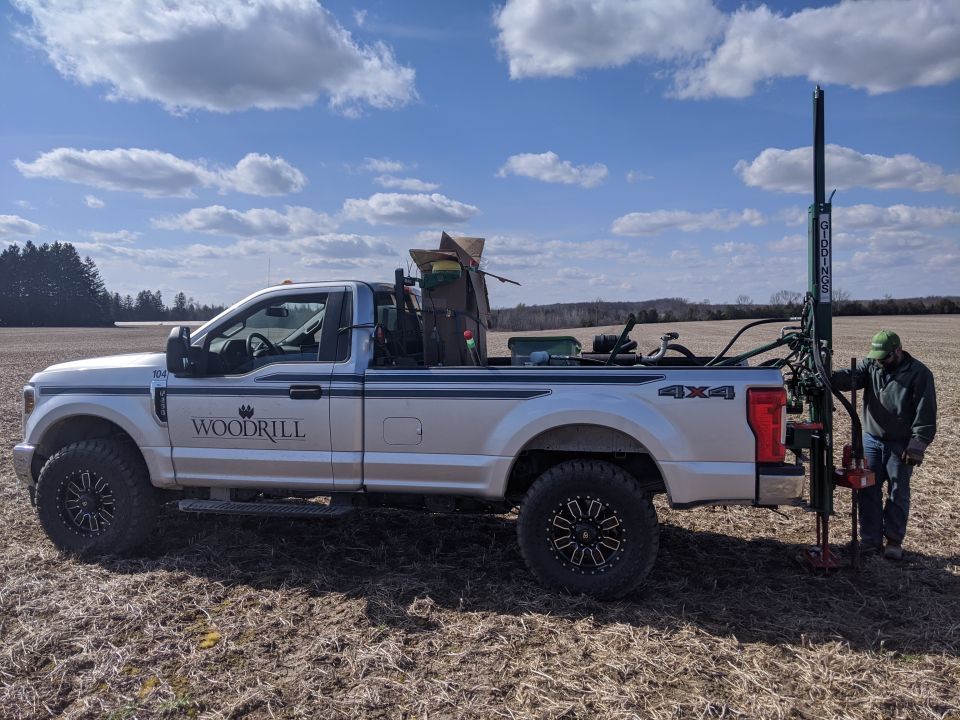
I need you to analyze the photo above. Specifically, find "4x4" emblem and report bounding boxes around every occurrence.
[658,384,736,400]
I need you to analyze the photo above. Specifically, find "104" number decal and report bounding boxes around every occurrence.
[658,384,736,400]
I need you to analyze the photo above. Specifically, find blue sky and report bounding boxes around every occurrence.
[1,0,958,308]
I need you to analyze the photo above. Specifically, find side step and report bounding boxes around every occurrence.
[178,499,352,519]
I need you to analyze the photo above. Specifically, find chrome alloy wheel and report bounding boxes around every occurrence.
[60,470,115,534]
[547,496,625,575]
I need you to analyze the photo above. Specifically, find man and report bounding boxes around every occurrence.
[831,330,937,560]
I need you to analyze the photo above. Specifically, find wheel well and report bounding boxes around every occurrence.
[505,424,666,501]
[33,416,145,479]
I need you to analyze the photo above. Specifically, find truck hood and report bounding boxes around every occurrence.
[31,352,165,385]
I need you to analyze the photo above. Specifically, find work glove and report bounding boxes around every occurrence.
[901,438,927,467]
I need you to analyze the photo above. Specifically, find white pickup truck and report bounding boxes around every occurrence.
[13,278,803,598]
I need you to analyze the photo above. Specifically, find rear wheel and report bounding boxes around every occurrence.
[35,440,159,557]
[517,459,659,599]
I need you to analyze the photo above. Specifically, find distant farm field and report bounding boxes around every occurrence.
[1,317,958,719]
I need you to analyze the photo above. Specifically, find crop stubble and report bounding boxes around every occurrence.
[0,318,957,719]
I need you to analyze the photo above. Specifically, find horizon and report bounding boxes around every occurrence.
[2,0,958,308]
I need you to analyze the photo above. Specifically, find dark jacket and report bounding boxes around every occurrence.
[831,352,937,446]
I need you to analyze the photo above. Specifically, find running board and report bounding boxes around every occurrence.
[178,499,352,519]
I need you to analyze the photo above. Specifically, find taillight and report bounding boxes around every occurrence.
[747,388,786,463]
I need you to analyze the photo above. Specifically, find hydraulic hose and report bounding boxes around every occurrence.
[667,343,700,362]
[657,342,702,363]
[706,317,797,366]
[807,300,864,461]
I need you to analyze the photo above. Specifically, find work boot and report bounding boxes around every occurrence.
[884,539,904,560]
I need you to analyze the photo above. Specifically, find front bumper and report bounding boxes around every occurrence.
[13,443,36,487]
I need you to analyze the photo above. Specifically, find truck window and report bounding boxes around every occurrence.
[203,293,330,375]
[373,290,424,364]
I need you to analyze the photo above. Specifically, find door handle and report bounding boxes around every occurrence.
[289,384,322,399]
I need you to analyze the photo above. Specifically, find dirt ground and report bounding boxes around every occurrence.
[1,317,957,719]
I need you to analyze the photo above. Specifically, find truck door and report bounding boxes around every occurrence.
[166,290,346,490]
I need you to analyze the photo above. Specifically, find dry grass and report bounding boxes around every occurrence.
[1,318,958,719]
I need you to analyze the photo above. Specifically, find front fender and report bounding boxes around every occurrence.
[25,394,175,487]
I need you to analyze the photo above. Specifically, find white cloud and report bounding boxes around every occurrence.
[14,200,36,210]
[289,235,395,259]
[775,206,808,227]
[13,0,417,115]
[843,229,949,252]
[16,148,308,197]
[712,241,756,255]
[17,148,211,198]
[494,1,960,100]
[676,0,960,99]
[219,154,307,196]
[76,233,394,270]
[72,241,185,268]
[626,170,653,183]
[835,204,960,230]
[483,236,649,283]
[341,192,479,226]
[153,205,336,238]
[848,238,960,278]
[196,234,397,261]
[611,208,764,236]
[494,0,723,79]
[736,144,960,196]
[767,234,806,253]
[374,175,439,192]
[84,194,105,208]
[0,214,41,238]
[86,230,139,244]
[670,248,701,262]
[361,157,407,173]
[497,151,607,188]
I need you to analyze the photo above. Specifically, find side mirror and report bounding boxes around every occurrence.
[166,326,192,374]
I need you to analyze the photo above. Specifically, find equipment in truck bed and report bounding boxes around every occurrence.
[410,232,492,366]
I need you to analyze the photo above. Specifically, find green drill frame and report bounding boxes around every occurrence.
[807,86,834,521]
[701,88,856,568]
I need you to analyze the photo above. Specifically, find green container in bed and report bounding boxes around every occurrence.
[507,336,582,365]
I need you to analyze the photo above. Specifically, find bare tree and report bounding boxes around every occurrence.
[770,289,802,306]
[736,294,753,306]
[834,287,850,312]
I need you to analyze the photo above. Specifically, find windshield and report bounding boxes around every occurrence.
[208,296,326,348]
[191,286,340,345]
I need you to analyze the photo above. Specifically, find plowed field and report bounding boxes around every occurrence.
[1,317,957,719]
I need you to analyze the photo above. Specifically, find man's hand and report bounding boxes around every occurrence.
[901,438,927,467]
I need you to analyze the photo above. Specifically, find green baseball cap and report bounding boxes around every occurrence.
[868,330,901,360]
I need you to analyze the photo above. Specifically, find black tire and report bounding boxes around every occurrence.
[517,459,659,599]
[35,439,159,557]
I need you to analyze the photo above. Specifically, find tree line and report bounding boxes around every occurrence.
[3,240,957,329]
[0,241,226,327]
[490,291,959,331]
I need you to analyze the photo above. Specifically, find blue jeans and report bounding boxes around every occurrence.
[860,433,913,547]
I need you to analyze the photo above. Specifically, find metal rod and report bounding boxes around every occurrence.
[814,86,825,207]
[852,489,860,570]
[713,334,802,366]
[807,85,834,520]
[606,314,637,366]
[850,356,860,570]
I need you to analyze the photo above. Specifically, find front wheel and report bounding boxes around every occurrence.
[517,459,659,599]
[35,439,159,557]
